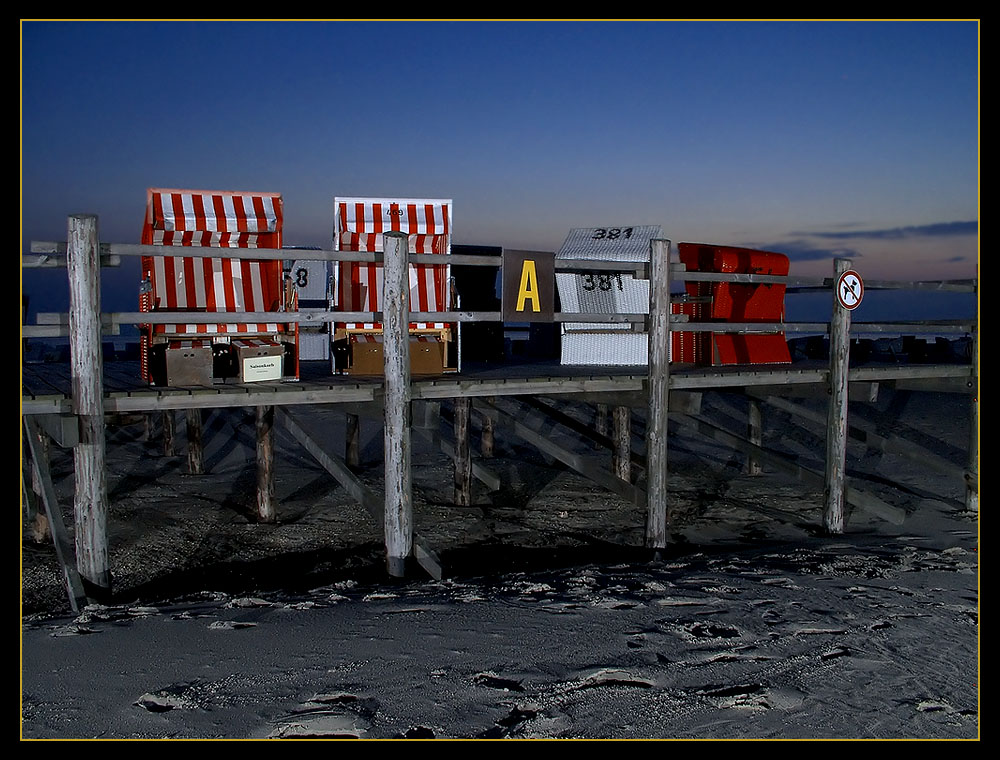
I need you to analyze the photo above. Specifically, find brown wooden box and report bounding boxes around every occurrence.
[349,336,445,376]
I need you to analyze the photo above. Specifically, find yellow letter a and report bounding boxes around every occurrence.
[516,260,541,312]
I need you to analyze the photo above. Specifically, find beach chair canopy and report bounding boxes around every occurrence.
[141,188,285,336]
[334,198,452,332]
[143,188,282,248]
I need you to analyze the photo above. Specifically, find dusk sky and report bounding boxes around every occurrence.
[21,20,979,321]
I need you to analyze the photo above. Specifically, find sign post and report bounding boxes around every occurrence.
[825,260,860,534]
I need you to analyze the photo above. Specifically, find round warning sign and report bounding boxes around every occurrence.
[837,270,864,310]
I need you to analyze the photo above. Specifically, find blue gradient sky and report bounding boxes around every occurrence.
[21,20,979,319]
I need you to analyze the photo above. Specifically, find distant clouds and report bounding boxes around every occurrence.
[744,239,860,262]
[796,221,978,241]
[747,220,978,264]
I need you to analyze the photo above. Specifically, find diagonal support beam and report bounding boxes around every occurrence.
[23,417,88,612]
[674,413,905,526]
[276,408,442,580]
[747,391,964,479]
[483,399,645,506]
[411,425,502,492]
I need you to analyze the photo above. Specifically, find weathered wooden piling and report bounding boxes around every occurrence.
[256,405,276,523]
[454,397,472,505]
[27,424,52,542]
[824,258,852,534]
[186,408,204,475]
[162,411,176,456]
[966,318,978,512]
[382,231,412,577]
[67,213,110,594]
[481,397,495,458]
[747,397,763,476]
[613,405,631,482]
[346,412,361,468]
[645,238,672,548]
[596,403,609,446]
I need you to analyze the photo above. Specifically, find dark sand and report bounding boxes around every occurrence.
[21,388,979,739]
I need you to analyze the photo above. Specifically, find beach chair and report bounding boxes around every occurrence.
[139,188,298,385]
[677,243,791,366]
[555,225,662,366]
[331,197,456,375]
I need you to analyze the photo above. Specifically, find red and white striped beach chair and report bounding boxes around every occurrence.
[332,197,456,375]
[139,188,297,385]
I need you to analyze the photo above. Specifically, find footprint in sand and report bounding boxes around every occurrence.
[269,692,378,739]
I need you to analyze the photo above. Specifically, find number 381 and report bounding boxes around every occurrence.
[591,227,633,240]
[582,272,624,292]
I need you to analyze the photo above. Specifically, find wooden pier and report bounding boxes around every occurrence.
[22,215,978,609]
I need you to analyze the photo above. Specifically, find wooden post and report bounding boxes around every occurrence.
[346,412,361,468]
[22,293,29,361]
[454,397,472,505]
[382,231,412,577]
[28,425,52,542]
[256,405,276,523]
[186,408,203,475]
[142,413,153,443]
[24,417,88,611]
[595,403,609,450]
[747,397,763,476]
[824,258,852,534]
[645,238,672,548]
[613,405,631,482]
[67,213,110,594]
[162,411,176,456]
[966,316,978,512]
[481,396,495,458]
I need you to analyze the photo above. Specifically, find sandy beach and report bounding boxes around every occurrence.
[21,387,979,739]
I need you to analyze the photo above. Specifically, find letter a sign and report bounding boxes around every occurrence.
[503,249,554,322]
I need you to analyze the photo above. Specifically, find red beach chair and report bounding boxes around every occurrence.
[676,243,791,365]
[139,188,298,385]
[332,197,456,375]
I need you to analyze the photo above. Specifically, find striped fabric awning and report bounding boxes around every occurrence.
[144,189,282,248]
[154,321,285,337]
[142,189,285,337]
[334,198,452,332]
